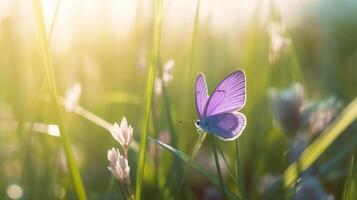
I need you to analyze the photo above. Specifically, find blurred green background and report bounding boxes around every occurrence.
[0,0,356,199]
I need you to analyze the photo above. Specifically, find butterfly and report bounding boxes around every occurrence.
[194,70,247,141]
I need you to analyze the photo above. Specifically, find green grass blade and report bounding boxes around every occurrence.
[350,168,357,200]
[216,142,240,190]
[173,132,207,198]
[343,155,355,200]
[158,63,185,197]
[264,98,357,199]
[135,0,163,199]
[32,1,87,199]
[48,0,62,40]
[211,137,226,199]
[283,98,357,188]
[187,0,200,76]
[235,140,245,198]
[148,136,241,199]
[191,132,207,158]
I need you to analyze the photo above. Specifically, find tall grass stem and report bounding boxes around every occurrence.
[135,0,163,199]
[32,0,87,199]
[191,132,207,158]
[283,98,357,187]
[343,155,355,200]
[211,136,226,199]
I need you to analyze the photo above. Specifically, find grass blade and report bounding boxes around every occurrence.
[235,140,245,198]
[48,0,62,40]
[211,137,226,199]
[343,155,355,200]
[283,98,357,188]
[187,0,200,76]
[216,142,240,189]
[158,63,185,197]
[135,0,163,199]
[174,132,207,198]
[148,136,241,199]
[191,132,207,158]
[32,1,87,199]
[264,98,357,199]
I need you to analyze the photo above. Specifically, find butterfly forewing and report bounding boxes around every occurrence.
[195,73,209,118]
[203,70,246,117]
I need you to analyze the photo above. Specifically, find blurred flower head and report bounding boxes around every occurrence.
[258,174,279,194]
[308,97,342,136]
[53,184,66,199]
[110,117,133,148]
[150,131,171,161]
[154,59,175,96]
[137,45,148,70]
[268,21,291,64]
[6,184,23,200]
[295,175,334,200]
[154,78,163,96]
[269,84,306,135]
[203,186,222,200]
[64,83,81,112]
[269,84,343,140]
[289,133,308,163]
[107,148,130,183]
[162,59,175,84]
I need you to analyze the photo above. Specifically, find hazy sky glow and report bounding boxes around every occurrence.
[0,0,308,55]
[0,0,307,33]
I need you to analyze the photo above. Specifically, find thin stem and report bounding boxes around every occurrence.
[119,183,128,200]
[234,140,240,178]
[158,62,185,198]
[48,0,62,40]
[211,136,226,199]
[125,183,135,200]
[135,0,163,199]
[216,142,240,188]
[73,103,112,130]
[343,155,355,200]
[104,177,115,200]
[58,97,140,152]
[187,0,201,76]
[150,100,161,197]
[174,131,207,198]
[32,1,87,199]
[235,139,245,198]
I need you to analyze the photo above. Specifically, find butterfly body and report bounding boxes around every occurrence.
[194,70,247,141]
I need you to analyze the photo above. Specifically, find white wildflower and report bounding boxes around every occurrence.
[154,78,163,96]
[162,59,175,85]
[110,117,133,148]
[64,83,81,112]
[268,22,291,64]
[154,59,175,96]
[107,148,130,182]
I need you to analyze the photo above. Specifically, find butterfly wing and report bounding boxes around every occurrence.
[195,73,209,118]
[205,112,246,140]
[203,70,246,117]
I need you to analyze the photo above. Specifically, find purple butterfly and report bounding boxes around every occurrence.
[194,70,247,141]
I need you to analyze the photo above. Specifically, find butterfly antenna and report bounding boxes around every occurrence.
[177,119,195,124]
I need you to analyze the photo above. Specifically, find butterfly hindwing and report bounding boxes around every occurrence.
[203,70,246,117]
[205,112,246,141]
[195,73,209,118]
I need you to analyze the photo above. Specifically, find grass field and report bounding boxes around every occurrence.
[0,0,356,199]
